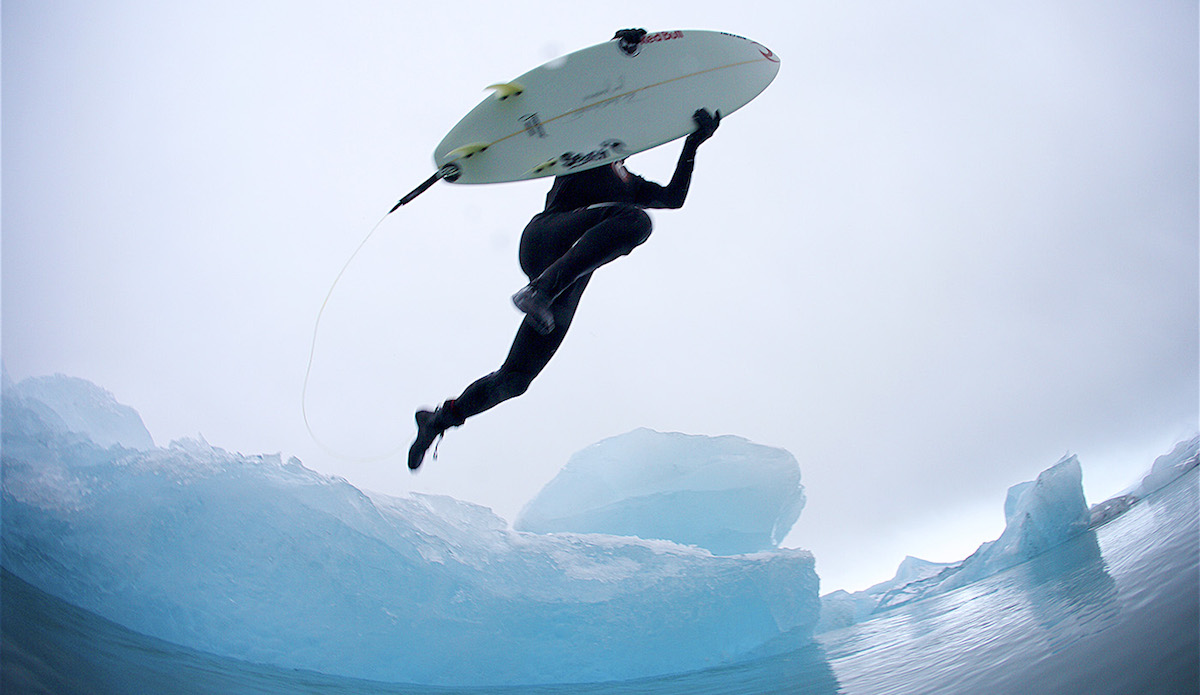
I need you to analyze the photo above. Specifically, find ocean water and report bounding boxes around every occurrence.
[3,469,1196,695]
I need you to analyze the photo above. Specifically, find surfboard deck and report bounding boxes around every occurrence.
[432,30,780,185]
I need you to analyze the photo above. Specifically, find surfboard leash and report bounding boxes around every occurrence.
[389,163,463,212]
[301,162,463,464]
[300,211,400,464]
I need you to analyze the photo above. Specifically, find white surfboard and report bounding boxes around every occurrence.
[432,30,780,185]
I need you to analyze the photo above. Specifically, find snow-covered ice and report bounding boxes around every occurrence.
[515,428,806,555]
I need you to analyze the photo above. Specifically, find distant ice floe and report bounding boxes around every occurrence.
[817,436,1199,634]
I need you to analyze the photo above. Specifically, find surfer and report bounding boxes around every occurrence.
[407,107,720,470]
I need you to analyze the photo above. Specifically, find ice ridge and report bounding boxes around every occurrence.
[1,377,819,686]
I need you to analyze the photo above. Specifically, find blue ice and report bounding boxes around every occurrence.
[2,370,1196,690]
[516,427,806,555]
[1,374,817,686]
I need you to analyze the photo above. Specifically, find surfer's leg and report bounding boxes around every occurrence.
[523,203,651,298]
[465,203,647,410]
[453,274,590,418]
[513,204,651,334]
[410,206,644,469]
[408,275,590,470]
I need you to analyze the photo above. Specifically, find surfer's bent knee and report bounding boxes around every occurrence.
[598,203,652,249]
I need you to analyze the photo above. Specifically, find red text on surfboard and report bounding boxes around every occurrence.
[640,31,683,44]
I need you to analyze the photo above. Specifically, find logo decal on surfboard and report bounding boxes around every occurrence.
[559,139,627,170]
[641,31,684,45]
[521,113,548,138]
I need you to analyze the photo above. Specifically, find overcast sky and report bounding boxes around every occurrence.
[4,0,1197,592]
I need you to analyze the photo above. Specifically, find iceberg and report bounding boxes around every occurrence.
[969,454,1091,575]
[515,428,806,556]
[1,377,819,686]
[822,454,1093,625]
[1088,436,1197,527]
[1133,435,1199,497]
[817,556,957,633]
[2,368,154,450]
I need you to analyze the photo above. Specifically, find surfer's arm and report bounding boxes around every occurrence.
[640,146,695,210]
[637,109,720,209]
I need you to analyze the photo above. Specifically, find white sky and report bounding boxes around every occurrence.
[3,0,1197,593]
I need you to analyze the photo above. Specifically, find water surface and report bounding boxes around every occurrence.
[4,470,1195,694]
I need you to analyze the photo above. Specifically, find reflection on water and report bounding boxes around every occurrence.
[818,530,1119,694]
[819,468,1197,695]
[3,470,1196,695]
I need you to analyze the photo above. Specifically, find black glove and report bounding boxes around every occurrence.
[685,108,721,149]
[613,28,647,55]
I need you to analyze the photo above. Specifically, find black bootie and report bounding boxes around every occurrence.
[408,400,465,470]
[512,284,556,335]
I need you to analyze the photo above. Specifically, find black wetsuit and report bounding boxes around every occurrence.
[408,106,719,469]
[446,147,699,425]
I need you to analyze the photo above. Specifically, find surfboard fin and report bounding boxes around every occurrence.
[527,158,559,177]
[446,142,490,160]
[486,82,525,100]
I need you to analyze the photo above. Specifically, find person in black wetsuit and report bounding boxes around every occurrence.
[407,106,721,470]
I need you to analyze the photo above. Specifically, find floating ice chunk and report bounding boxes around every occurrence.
[816,589,860,633]
[1089,494,1138,527]
[821,555,959,629]
[871,555,960,597]
[5,373,154,450]
[821,454,1093,626]
[986,455,1091,567]
[1134,435,1199,497]
[515,428,806,555]
[1,383,819,686]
